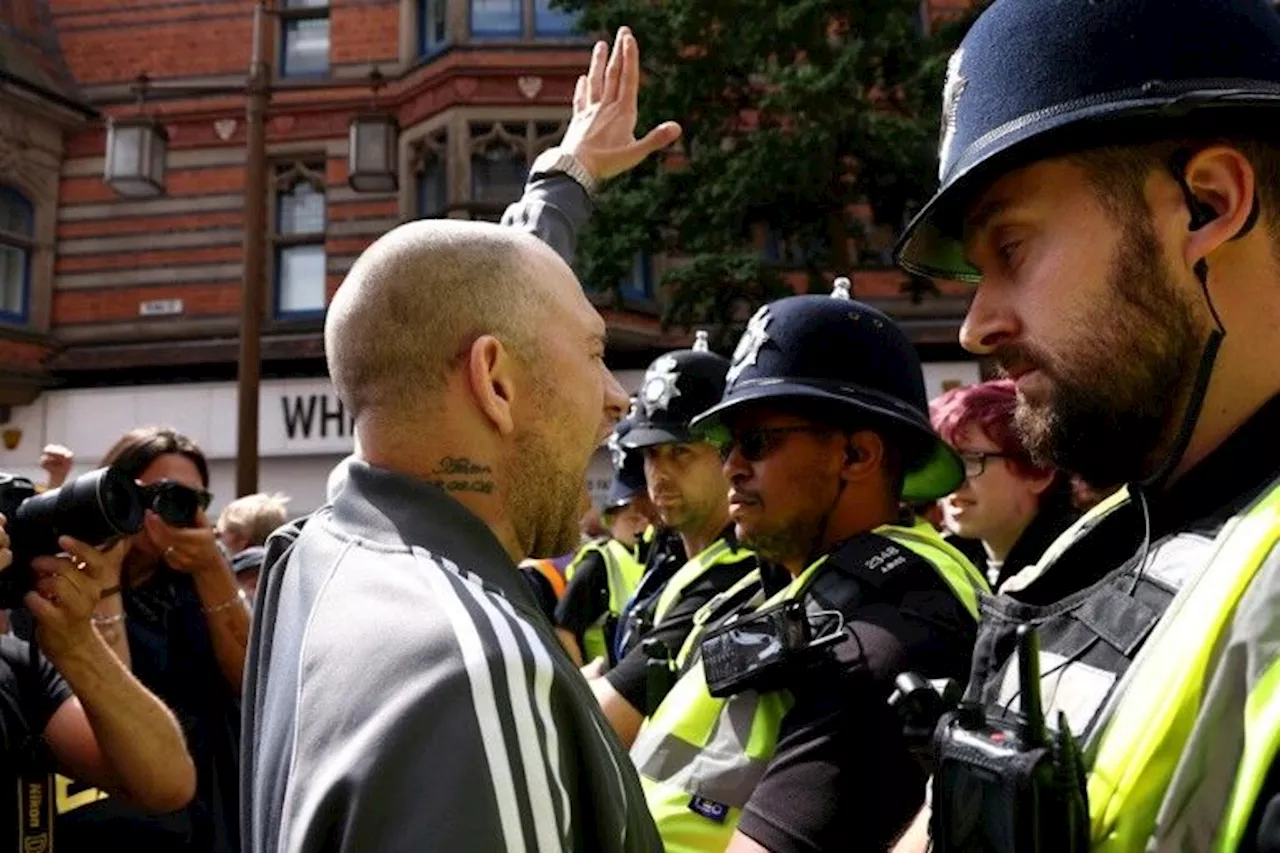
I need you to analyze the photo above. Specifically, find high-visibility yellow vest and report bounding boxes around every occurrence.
[564,538,646,663]
[615,536,757,661]
[631,520,987,852]
[1079,477,1280,852]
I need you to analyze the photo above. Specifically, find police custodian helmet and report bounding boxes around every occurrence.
[691,279,964,502]
[623,331,731,449]
[895,0,1280,282]
[604,407,648,511]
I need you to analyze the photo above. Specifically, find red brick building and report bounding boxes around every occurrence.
[0,0,979,509]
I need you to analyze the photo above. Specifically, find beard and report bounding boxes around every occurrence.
[737,512,826,567]
[509,375,595,559]
[998,219,1204,488]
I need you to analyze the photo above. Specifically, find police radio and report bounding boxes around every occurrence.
[930,625,1090,853]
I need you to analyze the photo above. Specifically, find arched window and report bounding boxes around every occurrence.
[0,186,34,322]
[414,129,449,218]
[468,120,565,219]
[273,164,328,318]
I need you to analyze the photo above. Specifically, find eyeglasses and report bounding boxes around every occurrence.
[141,480,213,528]
[958,451,1010,479]
[716,425,833,462]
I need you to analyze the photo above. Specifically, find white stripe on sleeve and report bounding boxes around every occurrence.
[443,556,569,853]
[416,551,527,853]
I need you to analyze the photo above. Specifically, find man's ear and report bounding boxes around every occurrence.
[1181,145,1258,267]
[839,430,885,482]
[466,334,518,437]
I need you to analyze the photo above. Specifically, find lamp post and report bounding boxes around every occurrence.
[103,0,397,497]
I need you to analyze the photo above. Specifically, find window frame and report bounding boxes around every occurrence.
[618,252,655,306]
[279,1,331,79]
[413,129,451,218]
[0,186,34,325]
[271,162,329,321]
[419,0,450,56]
[469,0,522,38]
[466,119,565,219]
[533,0,578,36]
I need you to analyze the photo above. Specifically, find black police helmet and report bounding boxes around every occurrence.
[896,0,1280,282]
[605,409,647,510]
[691,279,963,502]
[623,332,731,449]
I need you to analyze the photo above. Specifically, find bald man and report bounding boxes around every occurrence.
[241,28,680,853]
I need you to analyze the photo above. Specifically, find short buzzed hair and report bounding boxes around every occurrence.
[218,492,291,547]
[325,220,554,420]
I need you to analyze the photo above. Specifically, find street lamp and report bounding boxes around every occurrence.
[348,69,399,194]
[101,1,396,497]
[103,113,168,198]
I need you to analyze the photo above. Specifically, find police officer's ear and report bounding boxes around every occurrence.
[466,334,519,437]
[839,430,885,483]
[1176,145,1261,270]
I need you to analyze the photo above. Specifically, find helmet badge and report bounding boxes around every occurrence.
[642,355,682,414]
[727,305,772,386]
[939,47,968,178]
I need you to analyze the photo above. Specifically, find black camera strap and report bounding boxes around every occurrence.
[17,771,54,853]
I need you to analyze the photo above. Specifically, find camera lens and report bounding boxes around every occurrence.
[100,470,140,529]
[150,482,201,528]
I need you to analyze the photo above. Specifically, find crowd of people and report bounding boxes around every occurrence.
[2,0,1280,850]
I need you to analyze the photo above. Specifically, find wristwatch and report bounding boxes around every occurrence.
[529,147,599,197]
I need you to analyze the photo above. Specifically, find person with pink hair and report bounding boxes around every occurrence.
[930,379,1079,589]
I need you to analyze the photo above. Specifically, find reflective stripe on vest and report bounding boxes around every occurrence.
[1084,478,1280,852]
[1218,648,1280,851]
[631,522,985,852]
[603,539,647,615]
[674,568,768,672]
[651,539,739,628]
[565,539,646,664]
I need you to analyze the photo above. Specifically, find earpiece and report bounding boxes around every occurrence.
[845,445,862,464]
[1187,197,1216,231]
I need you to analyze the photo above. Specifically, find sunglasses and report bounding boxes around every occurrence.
[957,451,1011,479]
[141,480,213,528]
[714,425,834,462]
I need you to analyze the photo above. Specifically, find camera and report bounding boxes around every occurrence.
[141,480,211,529]
[0,467,147,609]
[700,599,844,698]
[930,626,1089,853]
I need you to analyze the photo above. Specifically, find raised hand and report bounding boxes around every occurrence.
[560,26,682,183]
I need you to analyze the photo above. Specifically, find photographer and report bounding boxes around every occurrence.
[0,514,195,848]
[50,427,246,852]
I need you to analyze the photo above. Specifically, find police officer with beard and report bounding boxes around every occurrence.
[891,1,1280,850]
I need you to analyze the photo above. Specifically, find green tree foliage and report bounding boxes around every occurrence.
[562,0,978,342]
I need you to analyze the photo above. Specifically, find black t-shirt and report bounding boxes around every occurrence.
[605,554,760,715]
[54,569,241,853]
[0,635,74,846]
[736,533,979,853]
[555,549,610,638]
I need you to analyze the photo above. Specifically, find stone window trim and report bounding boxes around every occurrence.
[398,105,570,221]
[0,107,66,336]
[0,186,34,324]
[270,160,329,320]
[278,0,332,80]
[398,0,587,67]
